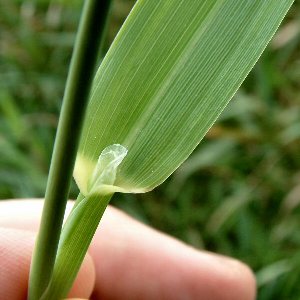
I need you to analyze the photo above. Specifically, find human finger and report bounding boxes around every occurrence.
[90,206,256,300]
[0,200,256,300]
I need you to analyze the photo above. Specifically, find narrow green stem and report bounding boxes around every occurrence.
[28,1,112,299]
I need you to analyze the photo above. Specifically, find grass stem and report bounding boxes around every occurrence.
[28,1,112,299]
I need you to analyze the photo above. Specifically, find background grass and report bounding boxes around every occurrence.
[0,0,300,299]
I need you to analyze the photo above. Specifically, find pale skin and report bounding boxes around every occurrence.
[0,200,256,300]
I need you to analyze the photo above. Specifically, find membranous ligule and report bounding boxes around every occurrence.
[88,144,128,194]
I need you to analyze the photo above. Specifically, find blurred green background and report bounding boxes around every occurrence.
[0,1,299,299]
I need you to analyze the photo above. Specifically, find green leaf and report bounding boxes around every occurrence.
[44,1,294,299]
[74,0,293,196]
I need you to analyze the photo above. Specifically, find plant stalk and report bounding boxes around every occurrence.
[28,1,112,299]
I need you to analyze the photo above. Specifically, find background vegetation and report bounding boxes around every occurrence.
[0,0,299,299]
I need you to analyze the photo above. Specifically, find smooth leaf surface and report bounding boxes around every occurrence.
[74,0,293,195]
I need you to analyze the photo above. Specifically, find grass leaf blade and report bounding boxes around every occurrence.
[75,0,294,194]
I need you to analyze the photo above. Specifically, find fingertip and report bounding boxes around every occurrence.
[219,257,256,300]
[188,252,256,300]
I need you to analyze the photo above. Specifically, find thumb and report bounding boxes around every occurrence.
[0,228,95,300]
